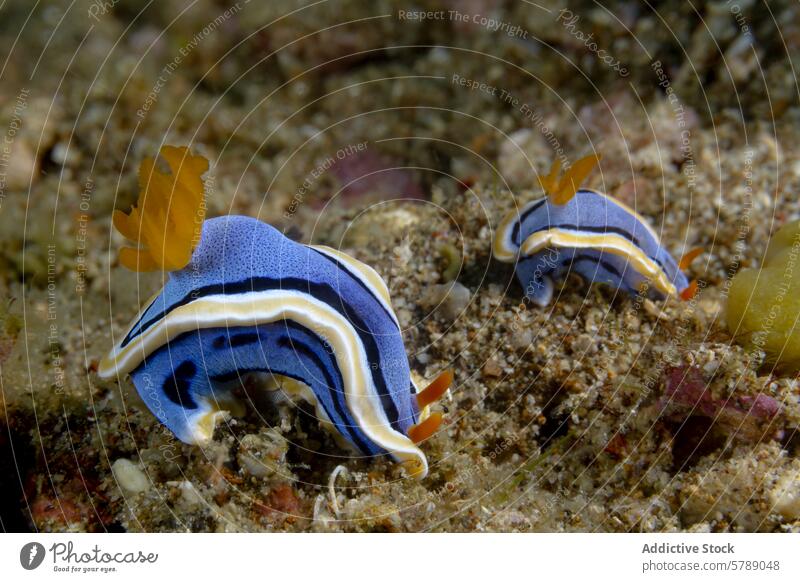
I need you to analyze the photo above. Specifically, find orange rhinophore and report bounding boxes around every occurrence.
[415,368,453,410]
[678,248,702,301]
[408,412,443,444]
[679,247,704,271]
[113,145,209,272]
[680,279,699,301]
[407,370,451,445]
[538,153,601,205]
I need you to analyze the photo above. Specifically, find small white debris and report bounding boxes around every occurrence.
[50,141,79,166]
[770,467,800,520]
[111,458,151,495]
[510,328,533,350]
[421,282,471,320]
[328,465,347,518]
[179,481,204,507]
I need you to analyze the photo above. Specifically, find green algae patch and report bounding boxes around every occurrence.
[727,221,800,372]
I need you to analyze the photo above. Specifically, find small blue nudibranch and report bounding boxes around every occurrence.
[494,155,698,305]
[100,215,450,478]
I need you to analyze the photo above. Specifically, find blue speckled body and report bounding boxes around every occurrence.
[112,216,419,458]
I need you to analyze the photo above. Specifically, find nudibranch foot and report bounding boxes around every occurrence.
[515,251,559,306]
[129,322,389,456]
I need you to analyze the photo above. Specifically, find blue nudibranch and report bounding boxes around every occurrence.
[494,155,698,305]
[100,147,449,479]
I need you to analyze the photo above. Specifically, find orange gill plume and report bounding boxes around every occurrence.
[113,145,209,272]
[407,369,453,444]
[537,153,601,205]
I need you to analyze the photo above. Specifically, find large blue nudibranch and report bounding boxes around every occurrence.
[100,147,448,478]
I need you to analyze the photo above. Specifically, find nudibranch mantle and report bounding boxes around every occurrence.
[494,157,692,304]
[100,215,434,477]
